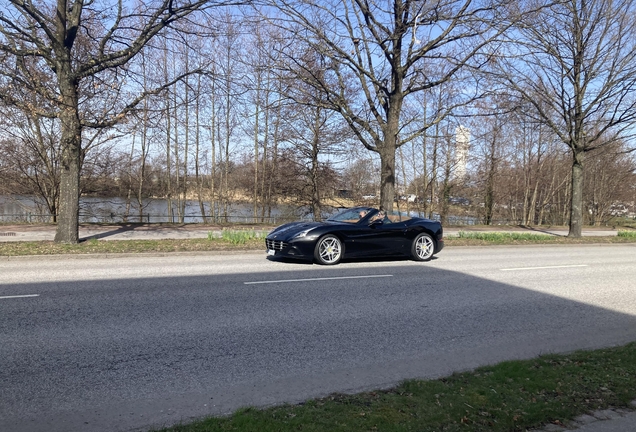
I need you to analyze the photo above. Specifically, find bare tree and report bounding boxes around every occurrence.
[283,103,350,220]
[214,11,244,221]
[585,140,636,225]
[496,0,636,236]
[267,0,512,211]
[241,22,275,220]
[0,0,241,242]
[0,111,61,221]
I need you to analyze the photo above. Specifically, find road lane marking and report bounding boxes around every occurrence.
[501,265,588,271]
[244,274,393,285]
[0,294,40,300]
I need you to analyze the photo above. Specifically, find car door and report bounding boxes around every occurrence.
[344,219,408,257]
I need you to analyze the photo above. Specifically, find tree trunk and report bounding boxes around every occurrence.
[398,146,408,214]
[166,95,174,223]
[379,146,396,211]
[484,128,498,225]
[568,150,585,237]
[484,177,494,225]
[125,134,135,222]
[138,99,148,223]
[428,120,440,219]
[194,76,207,224]
[420,100,428,218]
[379,120,397,211]
[377,89,404,211]
[174,88,183,223]
[260,95,270,223]
[310,112,321,221]
[182,74,189,224]
[253,65,263,222]
[529,181,539,225]
[164,47,174,223]
[268,97,281,221]
[209,78,217,223]
[54,80,81,243]
[253,93,260,221]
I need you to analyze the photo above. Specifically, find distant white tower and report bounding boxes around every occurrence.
[454,126,470,179]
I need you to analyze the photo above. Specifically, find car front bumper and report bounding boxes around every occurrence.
[265,237,316,260]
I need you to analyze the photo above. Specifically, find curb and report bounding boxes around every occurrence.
[0,249,264,261]
[529,400,636,431]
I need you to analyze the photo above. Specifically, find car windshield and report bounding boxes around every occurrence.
[327,207,375,224]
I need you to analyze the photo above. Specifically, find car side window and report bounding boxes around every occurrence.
[368,211,383,223]
[384,211,411,224]
[328,208,374,224]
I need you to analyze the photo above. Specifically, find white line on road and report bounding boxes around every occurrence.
[244,274,393,285]
[0,294,40,300]
[501,265,588,271]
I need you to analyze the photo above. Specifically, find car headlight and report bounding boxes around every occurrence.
[291,228,313,240]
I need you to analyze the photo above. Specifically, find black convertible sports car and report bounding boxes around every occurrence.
[265,207,444,265]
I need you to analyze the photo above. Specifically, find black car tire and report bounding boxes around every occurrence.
[412,232,435,261]
[314,234,343,265]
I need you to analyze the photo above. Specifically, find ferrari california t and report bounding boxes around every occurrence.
[265,207,444,265]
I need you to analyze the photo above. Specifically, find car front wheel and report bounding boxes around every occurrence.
[314,235,342,265]
[412,233,435,261]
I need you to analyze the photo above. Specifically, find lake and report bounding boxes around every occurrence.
[0,196,479,225]
[0,195,308,224]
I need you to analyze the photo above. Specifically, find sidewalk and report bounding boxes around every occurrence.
[0,223,620,242]
[530,403,636,432]
[0,223,222,242]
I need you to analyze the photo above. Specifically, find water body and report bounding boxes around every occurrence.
[0,195,478,225]
[0,195,307,224]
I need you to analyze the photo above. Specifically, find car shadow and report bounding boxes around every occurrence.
[266,254,438,265]
[266,255,314,265]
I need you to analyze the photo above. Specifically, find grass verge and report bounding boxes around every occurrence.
[0,236,266,256]
[1,230,636,256]
[445,232,636,247]
[452,231,555,242]
[156,343,636,432]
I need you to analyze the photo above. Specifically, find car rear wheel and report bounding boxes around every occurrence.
[412,233,435,261]
[314,235,342,265]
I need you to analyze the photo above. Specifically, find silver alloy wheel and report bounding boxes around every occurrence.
[316,235,342,265]
[414,233,434,261]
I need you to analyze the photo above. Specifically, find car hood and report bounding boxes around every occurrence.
[267,221,331,240]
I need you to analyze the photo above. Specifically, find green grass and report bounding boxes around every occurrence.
[156,343,636,432]
[617,230,636,238]
[220,228,266,245]
[452,231,555,242]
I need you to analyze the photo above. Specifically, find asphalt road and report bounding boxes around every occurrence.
[1,245,636,432]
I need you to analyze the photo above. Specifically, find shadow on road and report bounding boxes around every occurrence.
[2,261,635,432]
